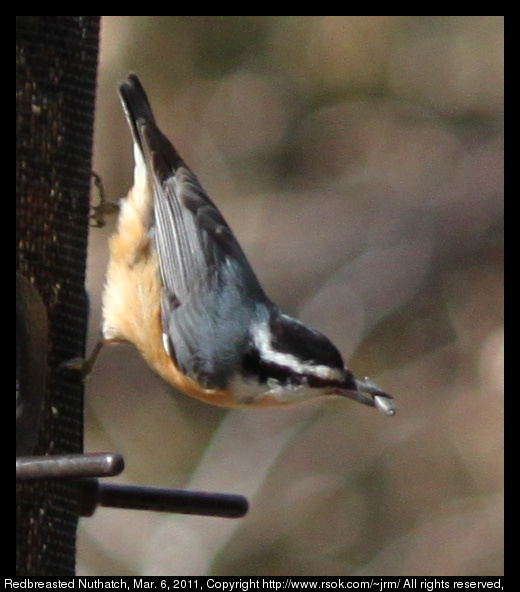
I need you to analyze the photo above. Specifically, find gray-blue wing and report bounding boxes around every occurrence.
[150,158,269,388]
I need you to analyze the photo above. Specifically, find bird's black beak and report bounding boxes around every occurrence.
[339,377,396,416]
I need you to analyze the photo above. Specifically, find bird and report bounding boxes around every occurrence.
[97,73,395,416]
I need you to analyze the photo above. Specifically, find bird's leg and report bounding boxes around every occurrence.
[90,171,120,228]
[60,334,106,379]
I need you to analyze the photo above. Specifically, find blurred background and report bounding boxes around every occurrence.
[78,16,504,576]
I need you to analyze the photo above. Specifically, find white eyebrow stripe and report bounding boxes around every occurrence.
[252,320,344,381]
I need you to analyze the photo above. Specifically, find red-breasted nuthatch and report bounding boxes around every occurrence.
[99,74,395,415]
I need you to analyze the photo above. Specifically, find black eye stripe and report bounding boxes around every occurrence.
[242,349,343,388]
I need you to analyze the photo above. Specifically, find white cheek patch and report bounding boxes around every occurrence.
[253,321,344,382]
[230,374,323,405]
